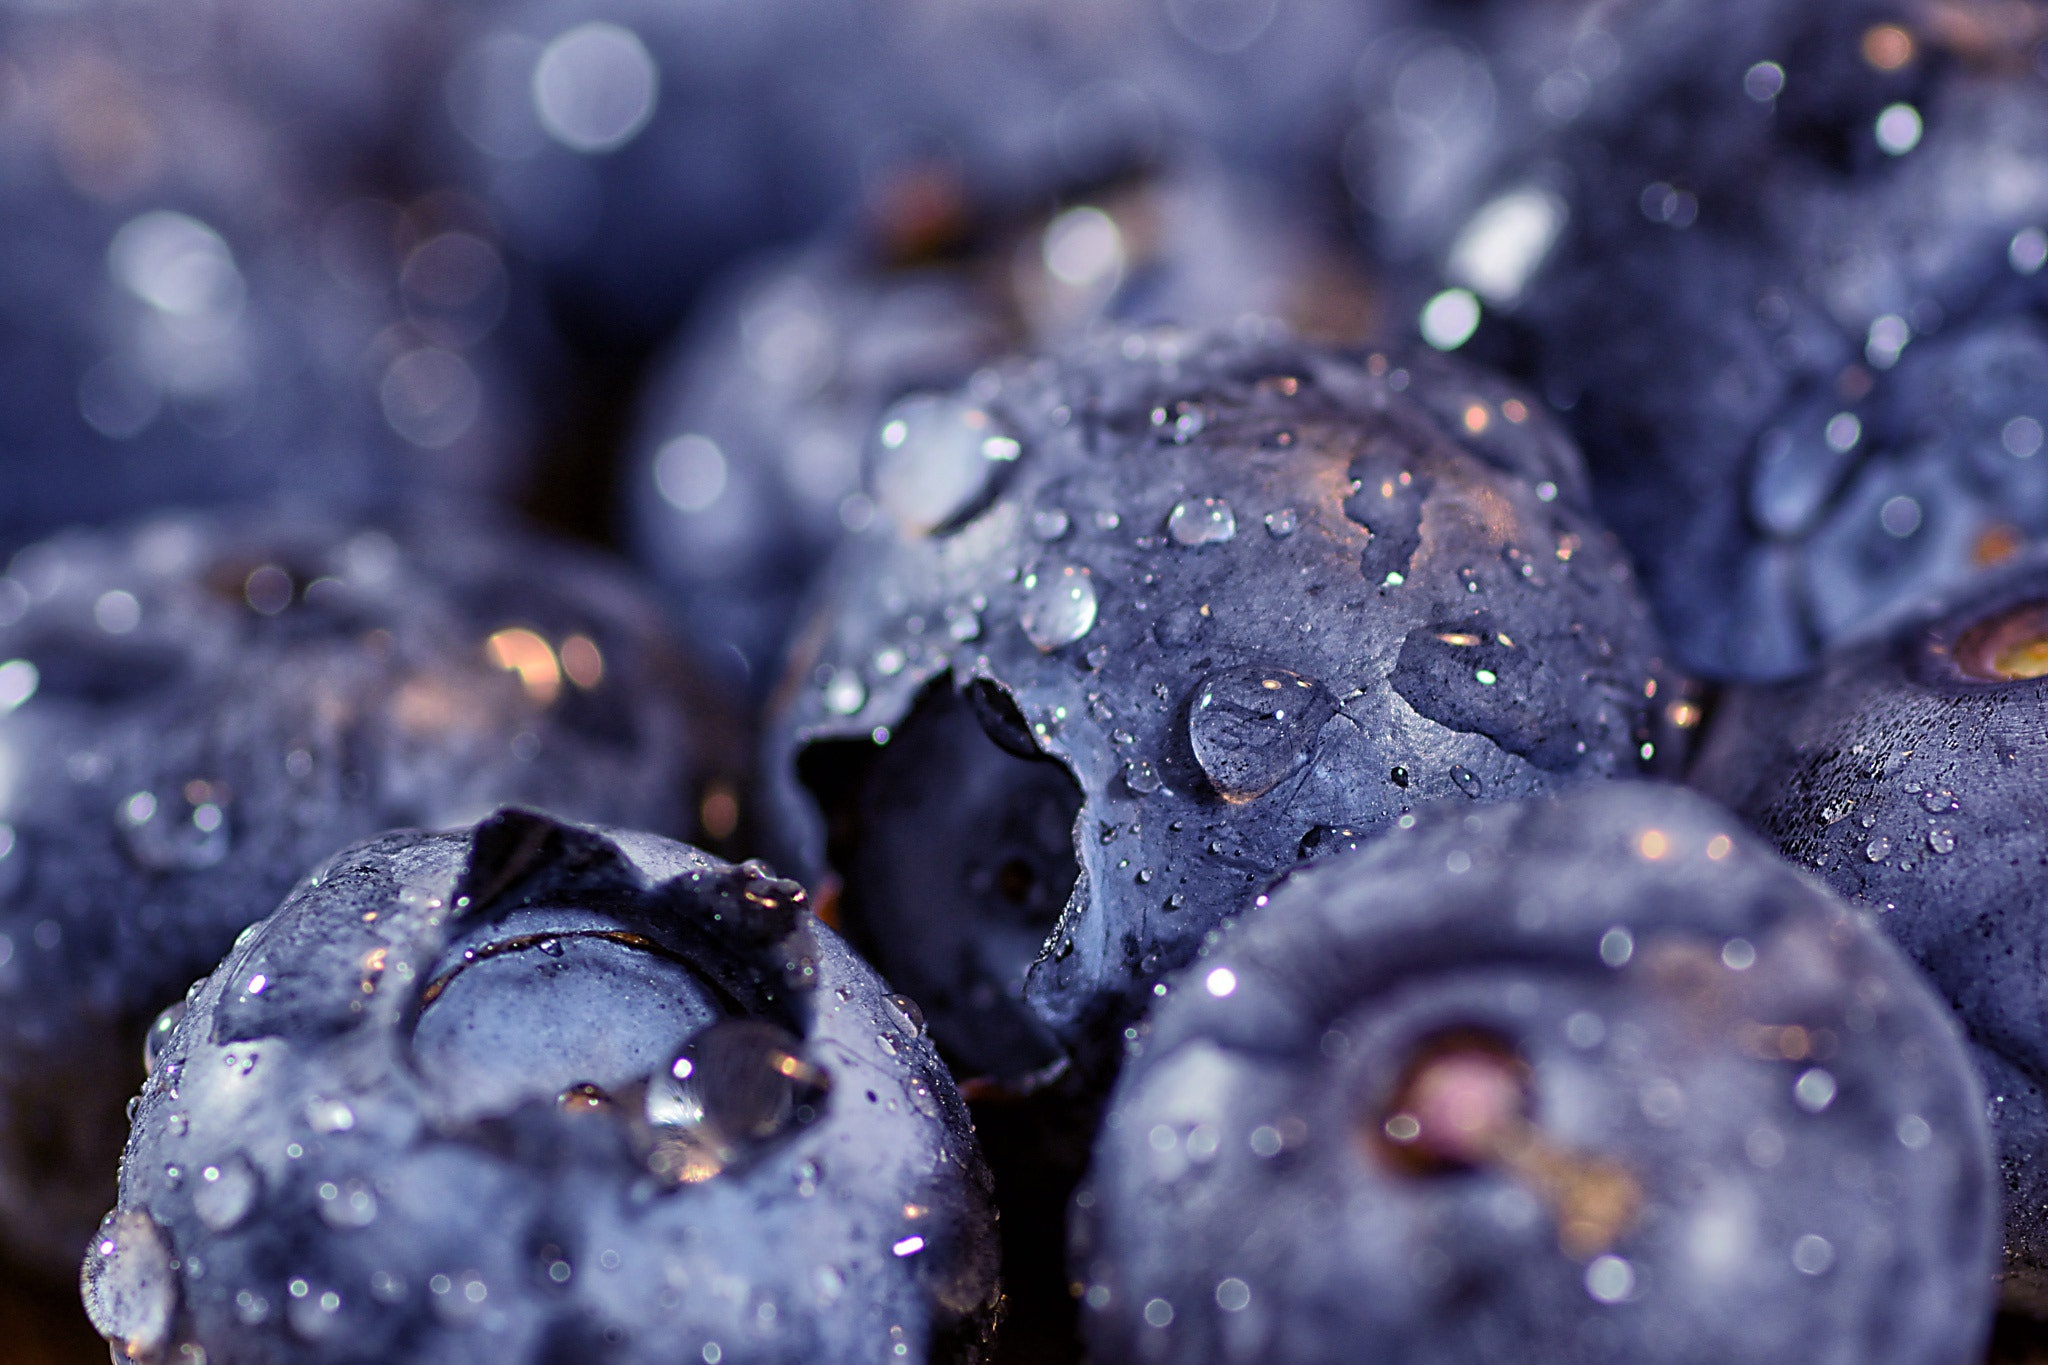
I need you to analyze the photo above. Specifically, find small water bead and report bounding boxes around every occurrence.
[1794,1068,1838,1113]
[1927,828,1956,855]
[118,788,232,872]
[1449,766,1483,798]
[1123,760,1163,796]
[193,1152,260,1231]
[1187,666,1338,802]
[144,999,186,1075]
[1864,836,1892,863]
[870,395,1021,536]
[1264,508,1298,538]
[884,994,926,1038]
[821,667,866,716]
[1919,788,1957,814]
[1167,498,1237,547]
[1020,564,1098,650]
[82,1209,177,1359]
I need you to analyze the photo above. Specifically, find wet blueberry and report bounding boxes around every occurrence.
[0,506,711,1274]
[1074,783,1997,1363]
[764,328,1669,1086]
[1420,0,2048,680]
[1693,551,2048,1311]
[86,808,998,1362]
[629,162,1371,689]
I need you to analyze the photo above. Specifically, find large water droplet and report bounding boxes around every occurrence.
[1864,835,1892,863]
[193,1152,260,1231]
[1020,564,1098,650]
[82,1209,177,1358]
[1168,498,1237,546]
[1450,766,1483,798]
[645,1020,830,1185]
[1187,666,1339,801]
[117,788,231,872]
[870,395,1019,536]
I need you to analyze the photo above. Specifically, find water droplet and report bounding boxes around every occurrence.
[1020,564,1098,650]
[1864,835,1892,863]
[1792,1233,1835,1275]
[82,1209,177,1358]
[1123,759,1162,795]
[1264,508,1298,539]
[1928,829,1956,855]
[306,1097,355,1133]
[117,788,231,872]
[143,1000,186,1076]
[644,1020,830,1185]
[1187,665,1338,801]
[1584,1254,1634,1303]
[884,994,925,1037]
[945,605,982,642]
[821,668,866,716]
[871,395,1019,536]
[905,1077,939,1117]
[1031,508,1070,541]
[1168,498,1237,547]
[1449,765,1483,798]
[1794,1068,1838,1113]
[1920,789,1957,814]
[193,1152,260,1231]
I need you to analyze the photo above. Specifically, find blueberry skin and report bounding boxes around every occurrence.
[627,163,1372,690]
[1075,783,1997,1365]
[1692,551,2048,1310]
[83,810,999,1364]
[762,328,1669,1085]
[1425,0,2048,681]
[0,507,706,1274]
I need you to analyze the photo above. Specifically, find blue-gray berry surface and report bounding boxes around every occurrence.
[85,809,999,1364]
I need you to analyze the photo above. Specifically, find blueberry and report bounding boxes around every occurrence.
[1074,784,1997,1364]
[763,328,1669,1085]
[83,809,998,1363]
[629,163,1372,689]
[1692,551,2048,1311]
[0,507,708,1274]
[1420,0,2048,680]
[0,5,532,556]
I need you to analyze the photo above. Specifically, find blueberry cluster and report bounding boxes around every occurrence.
[0,0,2043,1362]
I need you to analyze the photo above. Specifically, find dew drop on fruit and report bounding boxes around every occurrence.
[1449,765,1483,798]
[1168,498,1236,546]
[193,1152,260,1231]
[1864,835,1892,862]
[81,1208,177,1359]
[1123,759,1162,795]
[143,999,185,1076]
[1020,564,1097,650]
[1927,828,1956,855]
[1187,665,1338,802]
[644,1020,830,1185]
[884,994,926,1038]
[870,395,1018,536]
[1264,508,1298,539]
